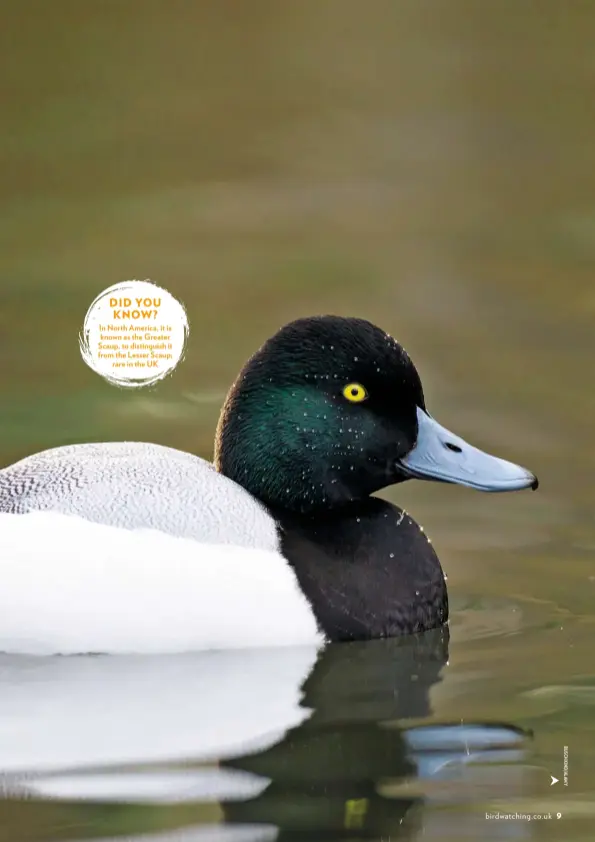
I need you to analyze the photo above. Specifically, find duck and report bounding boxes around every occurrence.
[0,316,538,655]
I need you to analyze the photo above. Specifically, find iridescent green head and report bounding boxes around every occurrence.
[215,316,537,514]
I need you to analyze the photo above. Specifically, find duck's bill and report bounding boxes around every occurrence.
[398,408,538,492]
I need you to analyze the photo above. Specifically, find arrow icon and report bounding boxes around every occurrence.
[551,775,559,786]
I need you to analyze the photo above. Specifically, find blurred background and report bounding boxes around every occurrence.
[1,1,594,840]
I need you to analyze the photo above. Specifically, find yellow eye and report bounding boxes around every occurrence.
[343,383,368,403]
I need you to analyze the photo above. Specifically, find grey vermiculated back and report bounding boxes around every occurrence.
[0,442,280,550]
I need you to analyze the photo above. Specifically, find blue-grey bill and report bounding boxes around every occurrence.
[399,408,538,492]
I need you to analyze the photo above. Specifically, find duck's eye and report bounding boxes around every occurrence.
[342,383,368,403]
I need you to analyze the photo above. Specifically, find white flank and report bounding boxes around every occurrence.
[0,511,322,655]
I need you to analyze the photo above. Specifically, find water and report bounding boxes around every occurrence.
[1,622,593,840]
[1,1,594,839]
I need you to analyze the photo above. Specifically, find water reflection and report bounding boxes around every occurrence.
[0,629,535,840]
[221,630,529,839]
[0,647,317,773]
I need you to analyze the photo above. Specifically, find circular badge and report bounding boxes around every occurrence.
[79,280,189,388]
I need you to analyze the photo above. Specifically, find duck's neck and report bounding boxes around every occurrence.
[272,497,449,642]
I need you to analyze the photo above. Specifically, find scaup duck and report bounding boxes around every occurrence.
[0,316,537,654]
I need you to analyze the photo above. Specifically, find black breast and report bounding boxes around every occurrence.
[276,498,448,642]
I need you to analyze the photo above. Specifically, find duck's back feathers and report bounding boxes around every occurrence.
[0,443,315,655]
[0,442,279,549]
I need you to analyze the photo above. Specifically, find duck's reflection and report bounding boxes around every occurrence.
[0,626,530,841]
[221,627,528,840]
[221,627,449,839]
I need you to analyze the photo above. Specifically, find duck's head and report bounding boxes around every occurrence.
[215,316,538,514]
